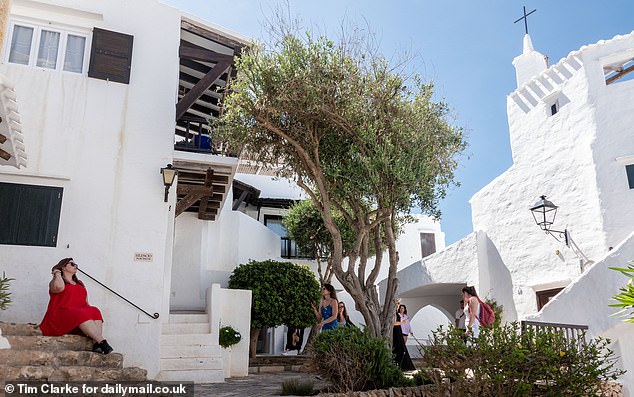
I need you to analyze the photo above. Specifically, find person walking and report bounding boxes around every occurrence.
[462,286,481,343]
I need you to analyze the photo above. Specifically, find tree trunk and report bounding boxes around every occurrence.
[249,327,260,359]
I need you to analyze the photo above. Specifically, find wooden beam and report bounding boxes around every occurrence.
[232,190,249,210]
[198,168,214,219]
[179,42,234,64]
[606,63,634,85]
[0,133,6,144]
[181,20,244,51]
[176,61,231,120]
[175,190,208,217]
[0,148,12,161]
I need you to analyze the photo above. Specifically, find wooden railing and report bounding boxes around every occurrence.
[520,320,588,349]
[174,116,237,157]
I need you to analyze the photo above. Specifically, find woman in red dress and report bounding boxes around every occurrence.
[39,258,113,354]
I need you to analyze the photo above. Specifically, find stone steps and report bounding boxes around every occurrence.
[157,314,224,383]
[0,322,147,382]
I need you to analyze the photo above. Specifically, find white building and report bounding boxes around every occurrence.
[388,31,634,390]
[0,0,261,382]
[0,0,447,380]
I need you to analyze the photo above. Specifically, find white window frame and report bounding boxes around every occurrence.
[3,19,90,74]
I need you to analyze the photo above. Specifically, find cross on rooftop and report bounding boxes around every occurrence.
[514,6,537,35]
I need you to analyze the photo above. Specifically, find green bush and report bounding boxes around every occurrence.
[219,326,241,348]
[280,379,315,396]
[0,273,14,311]
[422,322,625,396]
[308,326,409,392]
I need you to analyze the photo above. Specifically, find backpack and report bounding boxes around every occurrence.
[477,298,496,327]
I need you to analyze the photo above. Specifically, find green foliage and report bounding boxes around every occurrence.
[610,261,634,323]
[220,25,466,338]
[280,379,315,396]
[228,260,320,329]
[219,326,242,349]
[283,199,355,259]
[308,326,409,392]
[422,322,625,396]
[0,272,14,311]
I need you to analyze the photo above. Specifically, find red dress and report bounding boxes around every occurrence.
[39,282,103,336]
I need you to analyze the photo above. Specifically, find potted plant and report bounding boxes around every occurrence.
[219,325,241,378]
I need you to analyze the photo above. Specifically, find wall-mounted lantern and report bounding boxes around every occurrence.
[161,164,178,202]
[529,195,569,246]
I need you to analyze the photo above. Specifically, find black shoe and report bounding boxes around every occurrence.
[92,342,104,354]
[99,339,114,355]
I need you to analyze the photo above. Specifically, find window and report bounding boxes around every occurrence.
[626,164,634,189]
[88,28,134,84]
[420,232,436,259]
[5,21,88,73]
[0,183,63,247]
[264,214,313,259]
[550,102,558,116]
[536,287,564,310]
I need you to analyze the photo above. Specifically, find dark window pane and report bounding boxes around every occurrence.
[420,232,436,259]
[0,183,63,246]
[626,164,634,189]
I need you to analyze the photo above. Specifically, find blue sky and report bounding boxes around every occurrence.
[163,0,634,244]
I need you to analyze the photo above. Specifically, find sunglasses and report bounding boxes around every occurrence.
[67,262,78,267]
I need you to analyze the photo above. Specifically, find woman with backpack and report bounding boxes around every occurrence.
[462,286,481,341]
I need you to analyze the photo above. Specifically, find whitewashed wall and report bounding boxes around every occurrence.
[171,195,282,310]
[471,33,634,317]
[525,232,634,393]
[0,0,188,378]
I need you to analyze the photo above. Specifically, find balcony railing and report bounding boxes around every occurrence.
[174,116,237,157]
[520,320,588,349]
[281,237,314,259]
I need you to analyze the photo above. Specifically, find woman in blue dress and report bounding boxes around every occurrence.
[312,284,339,331]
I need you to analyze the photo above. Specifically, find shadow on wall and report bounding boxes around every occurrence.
[477,231,518,321]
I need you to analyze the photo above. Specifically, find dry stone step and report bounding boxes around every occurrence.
[0,350,123,368]
[6,335,93,351]
[1,366,147,382]
[0,322,42,336]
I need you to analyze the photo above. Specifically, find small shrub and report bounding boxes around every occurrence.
[422,322,625,396]
[219,326,241,348]
[0,273,14,310]
[412,368,435,386]
[308,326,408,392]
[280,379,315,396]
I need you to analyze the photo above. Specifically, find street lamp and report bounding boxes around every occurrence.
[161,164,178,202]
[529,195,569,246]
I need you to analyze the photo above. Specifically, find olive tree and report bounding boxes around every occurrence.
[228,260,320,358]
[221,28,465,338]
[283,199,355,284]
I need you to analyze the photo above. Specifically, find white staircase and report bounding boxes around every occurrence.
[157,313,224,383]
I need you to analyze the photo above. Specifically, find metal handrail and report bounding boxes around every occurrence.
[77,266,159,320]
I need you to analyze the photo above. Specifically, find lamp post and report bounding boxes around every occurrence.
[529,195,569,246]
[161,164,177,202]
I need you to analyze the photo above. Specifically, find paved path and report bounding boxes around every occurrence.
[195,372,329,397]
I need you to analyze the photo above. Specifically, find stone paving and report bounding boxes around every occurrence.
[195,371,329,397]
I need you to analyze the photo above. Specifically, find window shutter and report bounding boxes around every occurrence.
[0,183,63,247]
[88,27,134,84]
